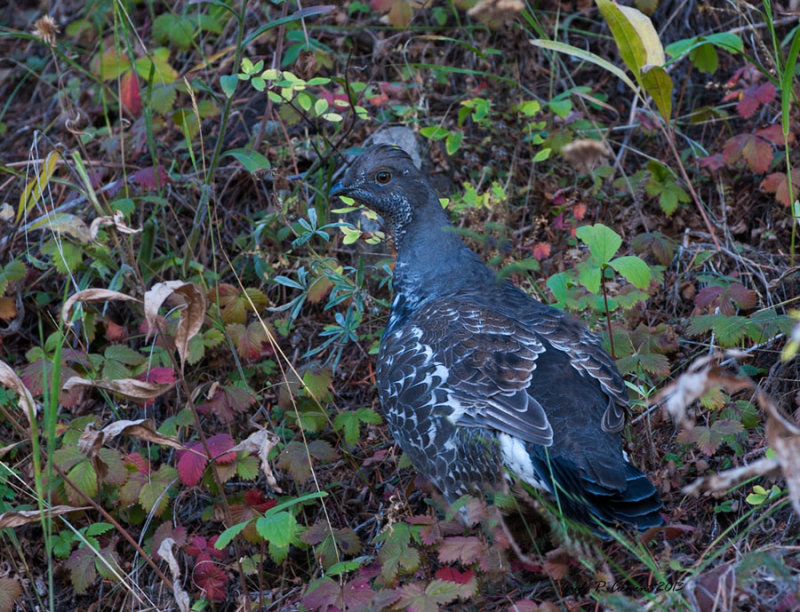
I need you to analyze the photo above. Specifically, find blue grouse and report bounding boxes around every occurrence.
[330,144,663,531]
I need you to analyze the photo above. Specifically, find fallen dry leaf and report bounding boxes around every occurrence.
[0,505,90,529]
[561,139,613,174]
[89,210,141,239]
[761,392,800,515]
[157,537,191,612]
[230,429,283,492]
[63,376,173,400]
[0,358,37,430]
[61,288,141,325]
[144,281,207,371]
[655,350,751,429]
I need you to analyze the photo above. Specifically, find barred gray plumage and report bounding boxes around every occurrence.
[330,144,663,532]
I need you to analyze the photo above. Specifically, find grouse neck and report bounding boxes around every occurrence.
[391,213,496,304]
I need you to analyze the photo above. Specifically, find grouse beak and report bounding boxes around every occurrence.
[329,181,347,198]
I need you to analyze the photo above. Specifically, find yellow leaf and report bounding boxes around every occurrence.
[17,151,60,224]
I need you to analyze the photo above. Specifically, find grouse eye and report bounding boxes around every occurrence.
[375,170,392,184]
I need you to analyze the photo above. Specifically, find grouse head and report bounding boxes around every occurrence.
[329,144,448,238]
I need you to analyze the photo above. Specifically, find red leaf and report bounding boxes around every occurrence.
[137,367,175,384]
[532,242,551,261]
[193,556,229,602]
[741,134,773,173]
[244,490,278,512]
[124,452,150,474]
[698,153,725,171]
[205,433,236,462]
[185,535,207,556]
[762,169,800,206]
[177,445,207,486]
[104,320,127,342]
[369,0,393,11]
[197,385,255,424]
[120,71,142,117]
[435,567,475,585]
[756,123,792,145]
[302,578,341,611]
[543,549,571,580]
[207,535,227,559]
[694,286,722,309]
[130,165,169,190]
[737,82,775,118]
[437,536,485,564]
[572,202,587,220]
[722,133,773,173]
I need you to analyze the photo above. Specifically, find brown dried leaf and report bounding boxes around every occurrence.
[157,538,191,612]
[63,375,173,400]
[98,418,184,450]
[762,394,800,516]
[144,281,206,370]
[0,296,17,320]
[683,456,780,498]
[0,358,37,430]
[229,429,283,492]
[89,210,141,239]
[0,577,22,612]
[467,0,525,28]
[561,139,613,174]
[0,504,90,528]
[61,288,141,325]
[655,351,751,429]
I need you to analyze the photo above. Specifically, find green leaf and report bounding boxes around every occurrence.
[256,511,296,547]
[690,43,718,73]
[530,39,638,94]
[609,255,651,289]
[640,64,673,121]
[781,25,800,137]
[333,411,360,446]
[85,522,114,537]
[548,98,572,117]
[576,223,622,264]
[445,131,463,155]
[216,520,251,549]
[577,260,602,295]
[223,148,271,173]
[357,407,382,425]
[420,126,450,140]
[104,344,146,366]
[546,272,569,306]
[68,461,98,501]
[516,99,541,116]
[597,0,664,75]
[220,74,238,98]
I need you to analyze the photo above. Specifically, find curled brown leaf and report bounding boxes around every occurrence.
[61,288,141,325]
[63,376,173,400]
